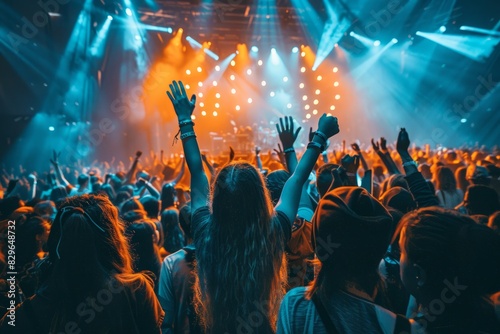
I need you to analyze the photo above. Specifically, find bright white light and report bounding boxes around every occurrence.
[48,126,55,131]
[215,103,220,108]
[300,67,306,73]
[333,67,338,73]
[231,88,236,94]
[335,94,341,100]
[313,99,319,105]
[258,60,263,66]
[185,84,190,89]
[349,31,355,37]
[306,113,311,119]
[391,38,398,44]
[301,51,306,57]
[198,92,203,98]
[213,81,218,86]
[199,102,204,107]
[334,81,339,87]
[312,109,318,115]
[292,47,299,53]
[201,111,207,116]
[230,75,235,81]
[299,83,304,89]
[251,46,259,52]
[305,105,310,110]
[215,65,221,71]
[439,26,446,33]
[287,103,292,109]
[191,115,196,120]
[248,98,253,103]
[461,118,467,123]
[231,60,236,66]
[186,69,191,75]
[197,66,202,72]
[247,69,252,75]
[107,15,113,20]
[270,91,275,97]
[317,75,322,81]
[374,40,381,46]
[236,105,241,111]
[125,8,132,16]
[261,80,267,86]
[198,82,203,87]
[213,111,218,116]
[330,105,335,111]
[215,93,221,98]
[271,48,277,53]
[283,76,288,82]
[302,95,307,101]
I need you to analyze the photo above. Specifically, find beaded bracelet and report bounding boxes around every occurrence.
[179,120,194,127]
[284,147,295,154]
[314,130,328,143]
[180,131,196,140]
[307,141,325,152]
[402,160,418,168]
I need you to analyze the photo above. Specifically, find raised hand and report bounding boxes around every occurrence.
[351,143,361,153]
[255,146,261,156]
[308,127,314,142]
[341,154,360,174]
[166,80,196,121]
[380,137,388,151]
[371,138,380,152]
[50,150,61,165]
[273,144,286,166]
[396,128,410,154]
[276,116,302,149]
[317,113,340,139]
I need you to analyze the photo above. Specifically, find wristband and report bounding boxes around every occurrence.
[180,131,196,140]
[284,147,295,154]
[402,160,418,167]
[179,120,194,127]
[346,172,356,177]
[314,130,328,143]
[307,141,325,152]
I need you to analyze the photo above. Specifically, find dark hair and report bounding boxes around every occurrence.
[178,204,193,242]
[15,214,50,269]
[120,198,144,216]
[49,185,68,204]
[160,208,185,254]
[161,183,176,211]
[194,162,286,333]
[380,187,416,214]
[380,174,409,195]
[400,207,500,331]
[266,169,290,205]
[126,220,161,289]
[464,185,500,216]
[316,163,339,198]
[436,166,457,191]
[46,194,152,329]
[34,200,57,222]
[140,195,160,219]
[455,166,468,194]
[77,174,89,186]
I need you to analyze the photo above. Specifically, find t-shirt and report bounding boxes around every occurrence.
[277,287,422,334]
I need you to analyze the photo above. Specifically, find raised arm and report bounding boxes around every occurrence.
[380,137,401,174]
[396,128,439,208]
[340,154,360,186]
[276,114,339,224]
[50,150,72,189]
[201,153,216,179]
[351,143,369,171]
[166,80,209,212]
[124,151,142,185]
[276,116,301,173]
[254,147,264,172]
[164,158,186,186]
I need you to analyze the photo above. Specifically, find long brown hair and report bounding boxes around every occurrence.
[193,162,287,333]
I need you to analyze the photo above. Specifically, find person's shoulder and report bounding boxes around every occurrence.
[163,245,194,266]
[283,286,310,305]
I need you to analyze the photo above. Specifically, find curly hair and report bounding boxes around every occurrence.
[193,162,287,333]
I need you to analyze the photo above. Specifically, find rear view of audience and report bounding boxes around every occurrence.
[0,78,498,333]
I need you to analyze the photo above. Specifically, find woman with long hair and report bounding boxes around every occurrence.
[435,166,463,209]
[0,194,164,333]
[399,207,500,333]
[166,80,339,333]
[160,208,185,257]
